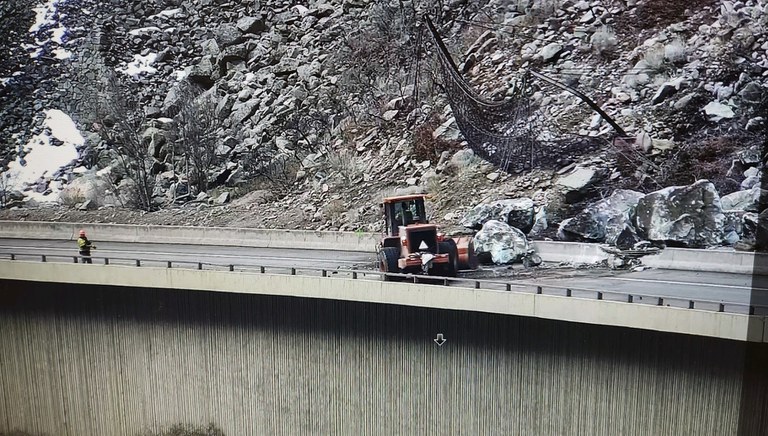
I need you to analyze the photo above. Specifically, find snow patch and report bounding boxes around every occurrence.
[3,110,82,201]
[149,8,182,19]
[129,26,162,36]
[29,0,71,60]
[30,0,60,33]
[172,69,189,81]
[116,53,158,77]
[51,26,67,44]
[53,48,72,60]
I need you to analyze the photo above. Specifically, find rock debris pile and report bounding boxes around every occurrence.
[0,0,765,253]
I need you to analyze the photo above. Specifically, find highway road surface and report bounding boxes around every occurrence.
[0,238,766,313]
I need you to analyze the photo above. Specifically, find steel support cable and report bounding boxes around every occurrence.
[425,14,524,114]
[528,69,629,137]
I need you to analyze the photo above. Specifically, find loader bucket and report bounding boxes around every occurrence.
[453,236,478,270]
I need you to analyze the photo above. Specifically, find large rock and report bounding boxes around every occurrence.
[187,55,217,88]
[721,186,762,212]
[703,101,735,121]
[558,190,645,245]
[473,220,529,265]
[635,180,725,247]
[213,24,242,47]
[450,149,476,168]
[433,117,461,142]
[142,126,168,159]
[460,198,535,232]
[59,173,110,207]
[556,166,600,203]
[236,15,266,34]
[721,210,745,246]
[229,100,260,126]
[538,43,563,62]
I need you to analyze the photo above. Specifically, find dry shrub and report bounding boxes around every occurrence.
[664,38,687,64]
[137,423,225,436]
[326,149,365,183]
[612,135,746,195]
[323,198,346,226]
[411,116,463,163]
[660,136,743,194]
[633,0,718,29]
[590,26,618,57]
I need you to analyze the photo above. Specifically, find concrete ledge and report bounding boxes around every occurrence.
[530,241,610,264]
[640,247,765,275]
[1,260,764,343]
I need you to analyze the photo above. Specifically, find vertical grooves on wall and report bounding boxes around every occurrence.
[0,280,759,435]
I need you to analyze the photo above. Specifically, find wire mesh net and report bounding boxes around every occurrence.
[425,16,605,173]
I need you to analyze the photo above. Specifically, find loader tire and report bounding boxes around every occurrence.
[378,247,400,281]
[437,240,458,277]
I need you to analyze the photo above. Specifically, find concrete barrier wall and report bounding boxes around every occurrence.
[641,246,768,275]
[0,221,761,273]
[530,240,610,264]
[1,260,764,343]
[0,220,380,252]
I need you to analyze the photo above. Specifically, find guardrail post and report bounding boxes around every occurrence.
[475,281,480,289]
[718,303,725,312]
[627,295,633,303]
[229,265,234,272]
[688,301,694,309]
[198,262,203,270]
[352,271,357,279]
[104,258,109,265]
[260,266,265,274]
[657,298,664,306]
[136,259,141,267]
[597,292,603,300]
[566,289,572,297]
[506,284,511,292]
[167,261,172,268]
[41,255,46,262]
[322,270,327,277]
[536,286,542,294]
[291,268,296,275]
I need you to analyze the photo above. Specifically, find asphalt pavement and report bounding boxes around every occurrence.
[1,238,765,311]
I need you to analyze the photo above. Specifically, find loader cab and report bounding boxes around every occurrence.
[382,195,428,236]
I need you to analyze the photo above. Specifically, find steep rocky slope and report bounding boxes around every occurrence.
[0,0,766,249]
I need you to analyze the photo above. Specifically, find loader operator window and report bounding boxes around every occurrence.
[394,202,412,225]
[394,201,422,226]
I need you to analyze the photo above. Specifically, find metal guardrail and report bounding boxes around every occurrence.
[3,252,766,316]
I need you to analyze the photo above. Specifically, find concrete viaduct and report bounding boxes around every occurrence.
[1,222,767,435]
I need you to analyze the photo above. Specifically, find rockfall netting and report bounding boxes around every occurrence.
[424,16,606,173]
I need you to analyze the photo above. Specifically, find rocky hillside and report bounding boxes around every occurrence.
[0,0,766,251]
